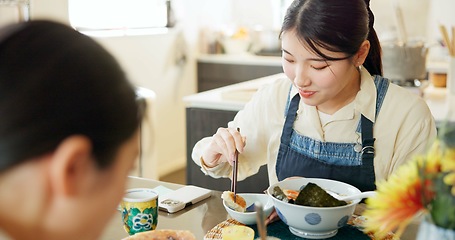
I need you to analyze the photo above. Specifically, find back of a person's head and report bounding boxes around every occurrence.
[0,20,140,171]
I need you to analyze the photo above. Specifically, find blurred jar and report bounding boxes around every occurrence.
[0,0,30,27]
[250,25,281,55]
[222,27,251,55]
[430,72,447,88]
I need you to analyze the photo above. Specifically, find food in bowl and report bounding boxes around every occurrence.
[267,178,362,239]
[222,191,247,212]
[121,229,195,240]
[222,193,274,225]
[271,182,348,207]
[222,225,255,240]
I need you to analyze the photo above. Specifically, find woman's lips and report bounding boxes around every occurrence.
[299,90,316,98]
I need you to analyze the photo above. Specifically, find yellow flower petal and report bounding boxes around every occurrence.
[442,157,455,172]
[445,172,455,185]
[362,159,427,238]
[444,172,455,197]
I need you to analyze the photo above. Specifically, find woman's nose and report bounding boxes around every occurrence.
[294,65,310,88]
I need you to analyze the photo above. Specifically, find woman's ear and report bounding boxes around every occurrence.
[49,135,94,197]
[354,40,370,67]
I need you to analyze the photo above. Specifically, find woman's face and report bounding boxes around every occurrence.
[281,30,361,114]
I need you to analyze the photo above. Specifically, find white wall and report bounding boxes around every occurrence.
[94,31,193,179]
[426,0,455,41]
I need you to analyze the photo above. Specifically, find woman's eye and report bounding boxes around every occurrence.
[284,58,294,63]
[311,65,328,70]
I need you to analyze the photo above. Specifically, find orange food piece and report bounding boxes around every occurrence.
[283,189,299,201]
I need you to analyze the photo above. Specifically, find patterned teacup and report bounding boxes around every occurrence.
[120,188,158,235]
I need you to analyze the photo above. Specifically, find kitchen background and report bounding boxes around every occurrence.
[1,0,454,182]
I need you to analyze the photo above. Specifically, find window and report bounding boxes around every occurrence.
[68,0,172,36]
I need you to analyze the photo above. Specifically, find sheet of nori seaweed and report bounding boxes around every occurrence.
[294,182,347,207]
[271,186,289,203]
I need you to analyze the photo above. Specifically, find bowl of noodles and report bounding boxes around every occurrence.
[266,178,362,239]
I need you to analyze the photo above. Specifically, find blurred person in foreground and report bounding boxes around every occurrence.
[0,20,143,240]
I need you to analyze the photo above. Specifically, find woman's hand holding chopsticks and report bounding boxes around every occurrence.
[201,127,246,168]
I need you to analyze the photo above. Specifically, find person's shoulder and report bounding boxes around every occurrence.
[385,81,424,103]
[382,80,432,116]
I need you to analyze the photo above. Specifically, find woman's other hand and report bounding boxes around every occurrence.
[201,127,246,167]
[265,209,280,225]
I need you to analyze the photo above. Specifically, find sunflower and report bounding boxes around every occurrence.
[362,157,431,239]
[363,138,455,237]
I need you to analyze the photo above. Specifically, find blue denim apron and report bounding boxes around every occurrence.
[276,76,389,192]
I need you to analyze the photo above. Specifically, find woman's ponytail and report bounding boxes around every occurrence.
[363,0,383,76]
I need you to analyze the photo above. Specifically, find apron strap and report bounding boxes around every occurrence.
[280,93,300,145]
[360,115,375,163]
[359,75,390,163]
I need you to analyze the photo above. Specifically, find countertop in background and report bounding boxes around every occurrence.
[184,73,450,124]
[198,54,282,66]
[184,73,282,111]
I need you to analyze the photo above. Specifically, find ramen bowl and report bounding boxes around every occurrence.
[266,178,362,239]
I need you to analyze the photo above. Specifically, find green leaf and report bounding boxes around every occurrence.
[430,174,455,229]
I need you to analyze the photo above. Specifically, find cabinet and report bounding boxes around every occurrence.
[197,59,283,92]
[186,107,269,193]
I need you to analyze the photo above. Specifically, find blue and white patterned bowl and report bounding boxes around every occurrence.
[266,178,361,239]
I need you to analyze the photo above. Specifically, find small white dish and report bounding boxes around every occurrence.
[223,193,274,225]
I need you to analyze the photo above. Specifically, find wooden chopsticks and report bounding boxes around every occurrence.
[230,127,240,202]
[439,24,455,57]
[255,201,267,240]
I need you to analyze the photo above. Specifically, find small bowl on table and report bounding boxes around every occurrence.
[266,178,362,239]
[222,193,274,225]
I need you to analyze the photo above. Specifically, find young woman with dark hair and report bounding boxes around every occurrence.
[0,20,143,240]
[192,0,436,195]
